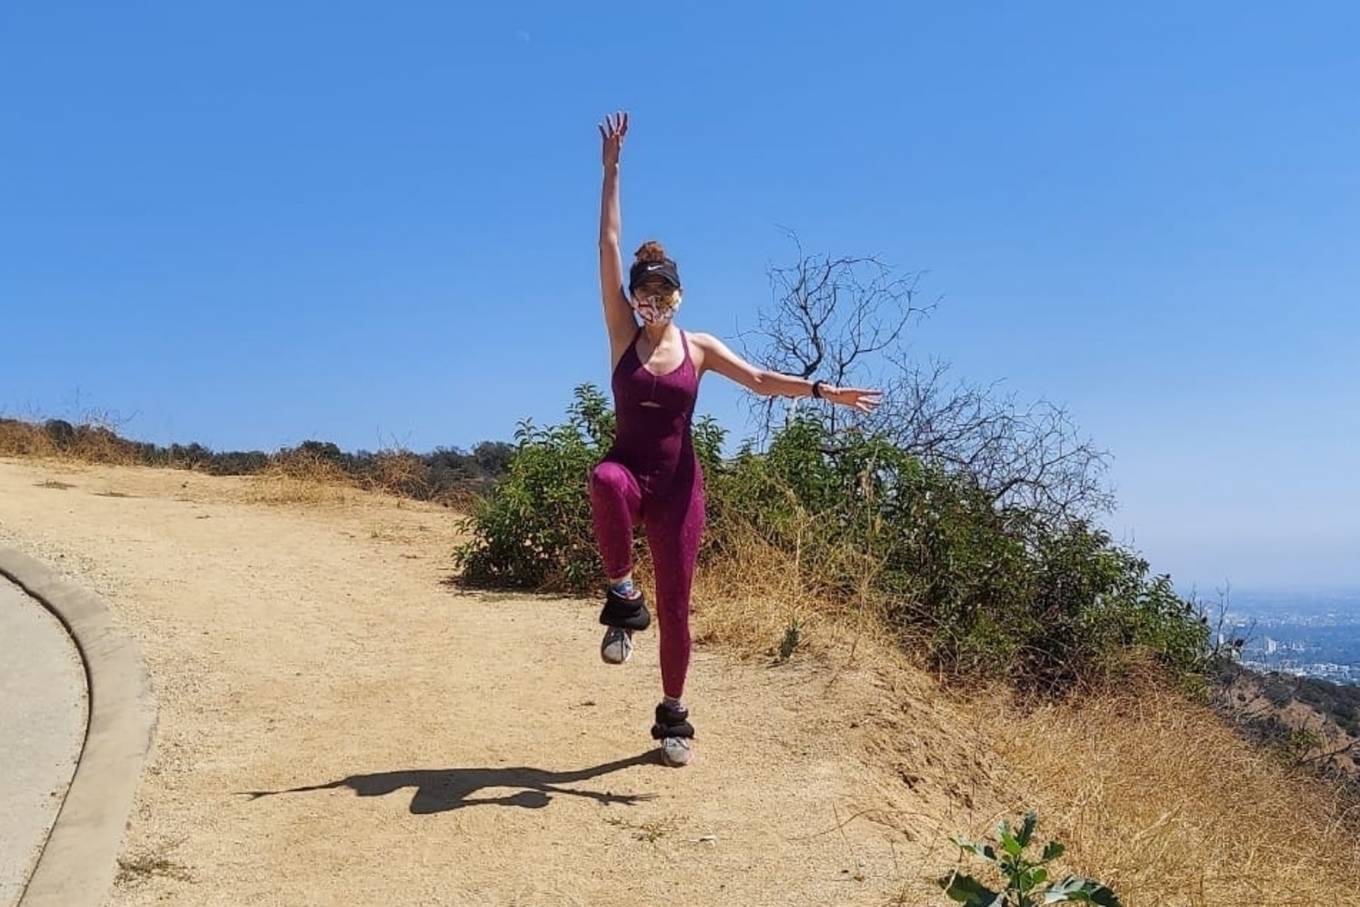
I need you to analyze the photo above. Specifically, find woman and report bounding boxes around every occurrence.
[590,111,881,767]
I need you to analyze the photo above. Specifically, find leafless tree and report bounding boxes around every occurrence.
[867,352,1113,524]
[741,232,935,439]
[738,235,1113,526]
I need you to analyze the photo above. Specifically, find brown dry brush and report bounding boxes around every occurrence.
[691,516,889,665]
[693,520,1360,905]
[0,415,142,465]
[0,418,57,458]
[984,676,1360,907]
[0,416,503,506]
[690,467,1360,905]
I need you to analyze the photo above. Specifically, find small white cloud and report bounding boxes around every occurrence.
[515,29,531,44]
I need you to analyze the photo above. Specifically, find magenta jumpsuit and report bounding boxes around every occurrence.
[589,325,705,700]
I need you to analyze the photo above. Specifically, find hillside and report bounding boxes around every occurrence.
[1215,664,1360,778]
[1,458,1356,906]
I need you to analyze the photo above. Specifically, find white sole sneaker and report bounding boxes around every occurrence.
[661,736,693,767]
[600,627,633,664]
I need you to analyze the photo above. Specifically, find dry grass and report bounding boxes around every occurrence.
[115,853,194,888]
[241,454,358,506]
[72,424,141,465]
[980,677,1360,906]
[1,418,479,508]
[0,417,142,465]
[364,449,428,497]
[434,484,484,512]
[12,429,1356,903]
[688,529,1360,906]
[0,419,60,458]
[0,417,464,511]
[691,521,891,668]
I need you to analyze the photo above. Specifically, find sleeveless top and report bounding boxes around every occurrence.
[604,325,702,495]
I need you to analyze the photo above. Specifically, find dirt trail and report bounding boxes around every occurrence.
[0,459,1001,906]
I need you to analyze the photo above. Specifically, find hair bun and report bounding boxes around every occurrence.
[634,240,668,263]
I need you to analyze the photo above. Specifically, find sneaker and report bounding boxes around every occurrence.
[660,736,693,767]
[650,702,696,767]
[600,626,633,664]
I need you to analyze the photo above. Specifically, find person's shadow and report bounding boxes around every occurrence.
[241,751,661,814]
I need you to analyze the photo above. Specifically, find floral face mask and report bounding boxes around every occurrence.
[631,289,682,325]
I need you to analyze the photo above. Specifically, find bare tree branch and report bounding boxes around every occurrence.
[739,234,1113,527]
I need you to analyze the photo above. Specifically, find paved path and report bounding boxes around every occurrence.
[0,578,87,907]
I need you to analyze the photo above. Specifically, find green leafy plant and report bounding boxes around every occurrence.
[939,811,1120,906]
[453,384,615,590]
[453,391,1210,692]
[705,413,1209,690]
[1284,727,1323,763]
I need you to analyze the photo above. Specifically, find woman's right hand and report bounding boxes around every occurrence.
[599,111,629,169]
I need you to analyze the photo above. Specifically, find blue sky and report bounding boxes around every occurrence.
[3,2,1357,593]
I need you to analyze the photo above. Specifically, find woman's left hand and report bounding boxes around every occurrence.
[825,386,883,413]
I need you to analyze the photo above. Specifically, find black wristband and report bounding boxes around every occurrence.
[811,379,825,399]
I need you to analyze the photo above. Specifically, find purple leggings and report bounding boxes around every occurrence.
[590,460,705,699]
[591,326,706,700]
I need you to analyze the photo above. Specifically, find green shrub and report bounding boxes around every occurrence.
[453,385,616,590]
[940,810,1121,906]
[703,411,1209,690]
[452,384,729,593]
[453,389,1210,691]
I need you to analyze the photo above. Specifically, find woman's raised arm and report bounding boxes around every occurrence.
[598,112,636,350]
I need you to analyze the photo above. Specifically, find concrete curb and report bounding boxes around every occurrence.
[0,548,156,907]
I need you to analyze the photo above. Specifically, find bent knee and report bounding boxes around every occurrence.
[590,461,633,495]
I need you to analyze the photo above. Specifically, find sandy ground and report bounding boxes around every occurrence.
[0,459,1001,906]
[0,578,87,907]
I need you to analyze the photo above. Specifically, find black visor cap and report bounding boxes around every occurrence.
[628,258,681,293]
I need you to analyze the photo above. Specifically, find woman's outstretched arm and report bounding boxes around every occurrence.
[598,112,636,350]
[690,332,883,413]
